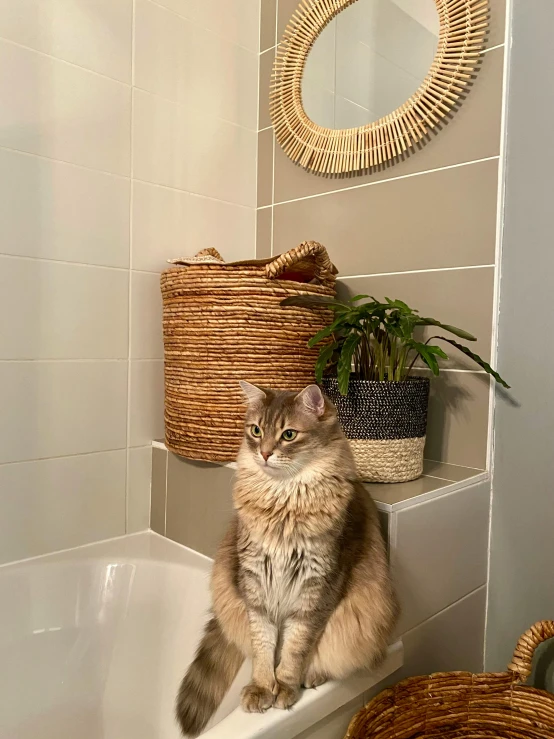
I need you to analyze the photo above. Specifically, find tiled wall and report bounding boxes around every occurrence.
[257,0,507,469]
[0,0,259,565]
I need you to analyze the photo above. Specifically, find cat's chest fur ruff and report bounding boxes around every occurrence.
[234,469,347,622]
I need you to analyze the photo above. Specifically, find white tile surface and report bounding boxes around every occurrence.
[393,480,490,635]
[132,181,255,272]
[133,89,256,206]
[135,0,257,130]
[0,40,131,174]
[0,257,129,360]
[0,149,130,267]
[0,0,133,82]
[130,271,164,359]
[152,0,260,52]
[128,360,165,448]
[0,361,128,464]
[126,446,152,533]
[0,450,126,564]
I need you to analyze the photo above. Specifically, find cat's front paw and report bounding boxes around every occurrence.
[303,669,327,689]
[273,681,301,710]
[241,682,274,713]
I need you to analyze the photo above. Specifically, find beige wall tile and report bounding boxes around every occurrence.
[154,0,260,53]
[132,183,255,272]
[277,0,301,40]
[399,586,486,678]
[0,450,126,564]
[338,266,495,368]
[257,128,274,207]
[165,455,235,557]
[133,89,256,207]
[273,47,503,203]
[130,271,164,360]
[0,0,133,82]
[128,360,165,448]
[259,47,275,130]
[393,480,490,634]
[0,361,127,465]
[274,160,498,277]
[151,446,168,535]
[0,40,131,176]
[256,207,273,258]
[0,149,130,268]
[417,369,491,469]
[260,0,277,52]
[126,446,152,533]
[488,0,507,47]
[0,257,129,360]
[135,0,258,130]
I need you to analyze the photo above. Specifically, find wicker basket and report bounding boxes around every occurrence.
[322,377,430,483]
[160,242,336,462]
[346,620,554,739]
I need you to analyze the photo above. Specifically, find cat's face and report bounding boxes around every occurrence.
[238,382,339,478]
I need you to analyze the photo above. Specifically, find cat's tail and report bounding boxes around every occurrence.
[176,615,244,737]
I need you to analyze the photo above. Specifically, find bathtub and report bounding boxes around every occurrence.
[0,532,403,739]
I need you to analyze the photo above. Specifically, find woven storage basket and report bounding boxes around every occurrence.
[160,242,336,462]
[346,620,554,739]
[322,377,430,483]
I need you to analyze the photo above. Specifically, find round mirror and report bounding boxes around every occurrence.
[270,0,488,176]
[303,0,440,129]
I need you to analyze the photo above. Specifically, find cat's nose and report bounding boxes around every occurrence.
[261,451,273,462]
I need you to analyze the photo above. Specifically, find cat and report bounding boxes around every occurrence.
[176,382,398,737]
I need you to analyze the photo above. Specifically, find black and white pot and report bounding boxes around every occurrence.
[322,376,430,483]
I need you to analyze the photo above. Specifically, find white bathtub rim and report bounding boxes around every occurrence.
[202,641,403,739]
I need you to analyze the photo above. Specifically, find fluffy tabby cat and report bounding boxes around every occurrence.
[176,382,398,737]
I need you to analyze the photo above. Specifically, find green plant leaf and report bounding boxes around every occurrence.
[416,318,476,341]
[307,317,345,347]
[349,294,370,302]
[436,338,511,388]
[337,333,361,395]
[314,343,336,384]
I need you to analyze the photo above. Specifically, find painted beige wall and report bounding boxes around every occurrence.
[0,0,259,564]
[257,0,507,470]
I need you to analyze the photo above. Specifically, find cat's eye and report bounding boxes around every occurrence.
[250,425,262,438]
[281,429,297,441]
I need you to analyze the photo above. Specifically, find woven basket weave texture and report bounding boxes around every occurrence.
[346,620,554,739]
[322,377,429,483]
[160,242,336,462]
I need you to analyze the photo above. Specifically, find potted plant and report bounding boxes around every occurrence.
[282,294,509,483]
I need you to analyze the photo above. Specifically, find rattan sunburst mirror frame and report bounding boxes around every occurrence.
[270,0,489,176]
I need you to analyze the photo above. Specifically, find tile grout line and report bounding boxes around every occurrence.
[133,84,258,135]
[145,0,260,55]
[0,448,129,469]
[483,0,513,671]
[270,0,279,258]
[0,34,132,87]
[270,156,500,207]
[0,143,130,181]
[339,264,495,279]
[125,0,137,535]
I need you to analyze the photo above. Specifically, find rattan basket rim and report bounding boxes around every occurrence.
[346,620,554,739]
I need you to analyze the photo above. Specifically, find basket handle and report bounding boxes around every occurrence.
[195,247,224,261]
[265,241,337,287]
[508,620,554,681]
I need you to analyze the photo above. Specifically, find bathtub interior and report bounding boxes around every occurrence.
[0,534,249,739]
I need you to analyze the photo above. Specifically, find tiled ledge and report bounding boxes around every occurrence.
[151,440,487,513]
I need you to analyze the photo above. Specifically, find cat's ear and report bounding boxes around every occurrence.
[295,385,325,417]
[239,380,267,406]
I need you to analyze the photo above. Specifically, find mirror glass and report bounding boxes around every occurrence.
[302,0,440,129]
